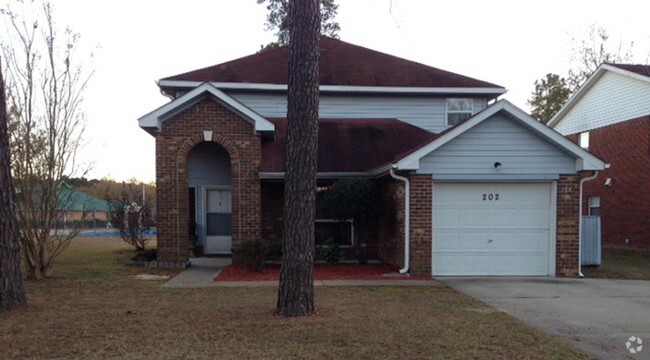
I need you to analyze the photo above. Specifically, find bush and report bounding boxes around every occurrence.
[132,249,157,262]
[320,239,340,264]
[233,239,271,273]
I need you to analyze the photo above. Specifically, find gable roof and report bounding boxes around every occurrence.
[57,185,111,212]
[159,37,505,96]
[261,118,437,177]
[138,82,274,134]
[395,100,606,172]
[548,63,650,127]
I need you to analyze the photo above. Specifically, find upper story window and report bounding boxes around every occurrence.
[579,131,590,149]
[446,98,473,126]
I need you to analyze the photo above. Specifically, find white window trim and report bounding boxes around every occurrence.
[315,218,355,247]
[446,98,474,127]
[579,131,590,150]
[588,195,600,216]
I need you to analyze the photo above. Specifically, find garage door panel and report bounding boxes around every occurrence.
[487,231,550,250]
[433,182,553,276]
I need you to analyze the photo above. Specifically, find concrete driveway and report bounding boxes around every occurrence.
[438,277,650,360]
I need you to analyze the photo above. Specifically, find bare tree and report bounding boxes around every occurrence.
[0,58,26,313]
[277,0,320,317]
[567,25,634,91]
[108,183,154,252]
[1,1,92,279]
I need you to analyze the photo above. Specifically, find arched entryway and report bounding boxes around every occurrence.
[187,141,232,255]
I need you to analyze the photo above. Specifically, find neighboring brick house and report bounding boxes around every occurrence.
[139,37,605,276]
[549,63,650,250]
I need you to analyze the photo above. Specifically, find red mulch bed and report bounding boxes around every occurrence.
[215,263,432,281]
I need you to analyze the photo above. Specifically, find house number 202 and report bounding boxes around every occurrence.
[482,193,499,201]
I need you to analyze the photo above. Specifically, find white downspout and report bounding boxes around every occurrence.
[578,170,600,278]
[390,168,410,275]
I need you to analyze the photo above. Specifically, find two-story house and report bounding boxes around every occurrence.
[139,37,605,276]
[549,63,650,250]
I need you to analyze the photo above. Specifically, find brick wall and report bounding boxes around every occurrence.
[556,174,580,277]
[156,98,262,264]
[408,174,432,275]
[569,116,650,249]
[375,174,432,275]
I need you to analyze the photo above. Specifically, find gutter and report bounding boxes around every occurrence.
[389,168,410,275]
[578,166,608,277]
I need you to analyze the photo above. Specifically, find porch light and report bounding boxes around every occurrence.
[494,162,502,170]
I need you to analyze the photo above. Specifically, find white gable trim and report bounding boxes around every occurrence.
[394,100,606,172]
[548,64,650,127]
[138,82,275,133]
[157,80,506,96]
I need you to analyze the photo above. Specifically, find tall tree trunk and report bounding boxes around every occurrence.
[0,60,27,313]
[277,0,321,317]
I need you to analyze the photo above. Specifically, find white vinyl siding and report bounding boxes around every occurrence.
[554,71,650,135]
[228,92,488,133]
[417,113,576,177]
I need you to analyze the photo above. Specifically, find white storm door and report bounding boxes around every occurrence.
[205,189,232,254]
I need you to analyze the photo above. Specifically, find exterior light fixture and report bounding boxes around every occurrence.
[494,162,502,170]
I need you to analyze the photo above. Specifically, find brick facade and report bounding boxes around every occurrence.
[556,175,580,277]
[569,116,650,250]
[408,174,432,275]
[155,98,262,264]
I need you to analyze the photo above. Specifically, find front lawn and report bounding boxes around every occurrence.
[0,237,590,359]
[582,248,650,280]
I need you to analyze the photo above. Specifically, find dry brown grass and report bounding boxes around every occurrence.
[583,248,650,280]
[0,237,591,359]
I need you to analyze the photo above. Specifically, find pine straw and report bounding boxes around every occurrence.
[0,237,590,360]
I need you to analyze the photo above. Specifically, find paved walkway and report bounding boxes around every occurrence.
[162,258,438,288]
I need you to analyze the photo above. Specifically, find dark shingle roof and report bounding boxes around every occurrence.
[162,37,503,89]
[261,118,438,173]
[607,63,650,77]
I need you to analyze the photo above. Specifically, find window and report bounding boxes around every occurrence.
[446,98,473,126]
[588,196,600,216]
[315,219,353,247]
[579,131,590,149]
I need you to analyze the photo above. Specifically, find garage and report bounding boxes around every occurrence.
[432,182,554,276]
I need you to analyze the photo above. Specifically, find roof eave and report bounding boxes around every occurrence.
[138,82,275,134]
[394,99,606,172]
[548,63,650,127]
[157,80,506,96]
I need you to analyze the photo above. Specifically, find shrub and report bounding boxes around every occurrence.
[131,249,157,262]
[320,239,340,264]
[233,238,271,273]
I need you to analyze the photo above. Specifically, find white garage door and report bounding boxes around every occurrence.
[433,182,553,276]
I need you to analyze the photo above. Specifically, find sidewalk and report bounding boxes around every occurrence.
[162,257,439,288]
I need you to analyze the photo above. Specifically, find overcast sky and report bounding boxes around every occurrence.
[3,0,650,182]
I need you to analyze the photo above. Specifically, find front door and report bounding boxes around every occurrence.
[205,188,232,254]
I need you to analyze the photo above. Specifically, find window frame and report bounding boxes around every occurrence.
[588,195,600,216]
[446,98,474,127]
[579,131,590,150]
[314,218,354,247]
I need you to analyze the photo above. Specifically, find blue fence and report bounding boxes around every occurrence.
[581,216,601,266]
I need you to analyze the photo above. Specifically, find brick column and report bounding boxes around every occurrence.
[556,174,580,277]
[408,174,432,275]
